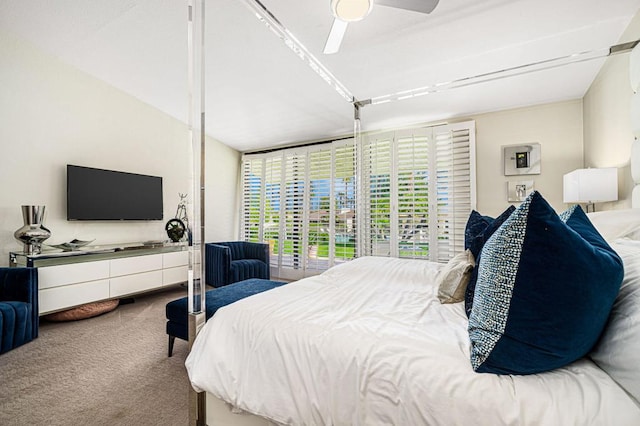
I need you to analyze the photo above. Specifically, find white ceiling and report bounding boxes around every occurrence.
[1,0,639,152]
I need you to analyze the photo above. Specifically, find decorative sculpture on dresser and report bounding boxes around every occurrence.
[14,205,51,254]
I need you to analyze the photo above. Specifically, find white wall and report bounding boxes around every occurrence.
[583,11,640,209]
[0,32,239,266]
[469,100,584,216]
[205,138,241,243]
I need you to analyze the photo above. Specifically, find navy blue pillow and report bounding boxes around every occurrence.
[463,206,515,317]
[464,211,493,251]
[468,192,624,375]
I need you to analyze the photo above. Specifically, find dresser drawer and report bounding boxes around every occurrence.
[163,251,188,268]
[110,270,163,297]
[110,254,163,277]
[39,279,110,314]
[38,261,110,290]
[163,266,188,286]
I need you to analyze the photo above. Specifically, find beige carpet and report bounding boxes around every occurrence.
[0,286,192,426]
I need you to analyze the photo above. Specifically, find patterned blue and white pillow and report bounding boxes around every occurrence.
[468,191,624,375]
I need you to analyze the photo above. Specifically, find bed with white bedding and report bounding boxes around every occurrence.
[186,204,640,426]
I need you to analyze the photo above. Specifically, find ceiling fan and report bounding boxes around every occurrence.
[323,0,440,54]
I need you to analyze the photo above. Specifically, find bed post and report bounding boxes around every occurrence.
[189,312,206,425]
[354,100,369,258]
[188,0,206,425]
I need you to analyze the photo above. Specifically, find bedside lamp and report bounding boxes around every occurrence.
[563,168,618,212]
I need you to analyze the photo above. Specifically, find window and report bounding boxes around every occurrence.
[241,140,356,280]
[359,121,475,261]
[241,121,475,277]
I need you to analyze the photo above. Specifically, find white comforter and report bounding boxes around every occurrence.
[185,256,640,425]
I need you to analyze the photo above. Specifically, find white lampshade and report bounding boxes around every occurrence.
[331,0,372,22]
[563,168,618,204]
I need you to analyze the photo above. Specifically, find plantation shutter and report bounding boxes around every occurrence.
[281,150,307,278]
[396,129,430,259]
[434,122,475,262]
[241,139,356,280]
[264,156,282,270]
[306,147,332,273]
[360,121,475,262]
[240,157,263,242]
[360,133,393,257]
[241,120,474,278]
[332,142,356,266]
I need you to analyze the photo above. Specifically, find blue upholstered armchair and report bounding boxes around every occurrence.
[0,267,38,355]
[205,242,270,288]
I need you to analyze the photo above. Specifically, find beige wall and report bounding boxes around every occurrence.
[584,11,640,209]
[470,100,584,216]
[205,139,241,243]
[0,32,239,266]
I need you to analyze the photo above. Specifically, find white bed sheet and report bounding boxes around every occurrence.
[186,256,640,425]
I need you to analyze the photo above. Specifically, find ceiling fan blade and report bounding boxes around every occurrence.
[323,18,349,54]
[376,0,439,14]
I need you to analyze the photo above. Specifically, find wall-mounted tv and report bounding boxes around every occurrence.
[67,165,163,221]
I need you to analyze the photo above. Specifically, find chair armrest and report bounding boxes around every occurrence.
[0,268,38,304]
[243,242,270,265]
[0,267,39,338]
[205,244,231,288]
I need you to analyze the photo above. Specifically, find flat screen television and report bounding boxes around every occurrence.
[67,165,163,220]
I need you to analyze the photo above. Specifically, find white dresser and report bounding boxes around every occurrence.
[10,244,189,315]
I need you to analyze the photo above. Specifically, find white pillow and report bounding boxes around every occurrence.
[586,209,640,241]
[436,249,475,304]
[589,239,640,404]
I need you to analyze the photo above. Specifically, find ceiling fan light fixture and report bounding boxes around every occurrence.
[331,0,373,22]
